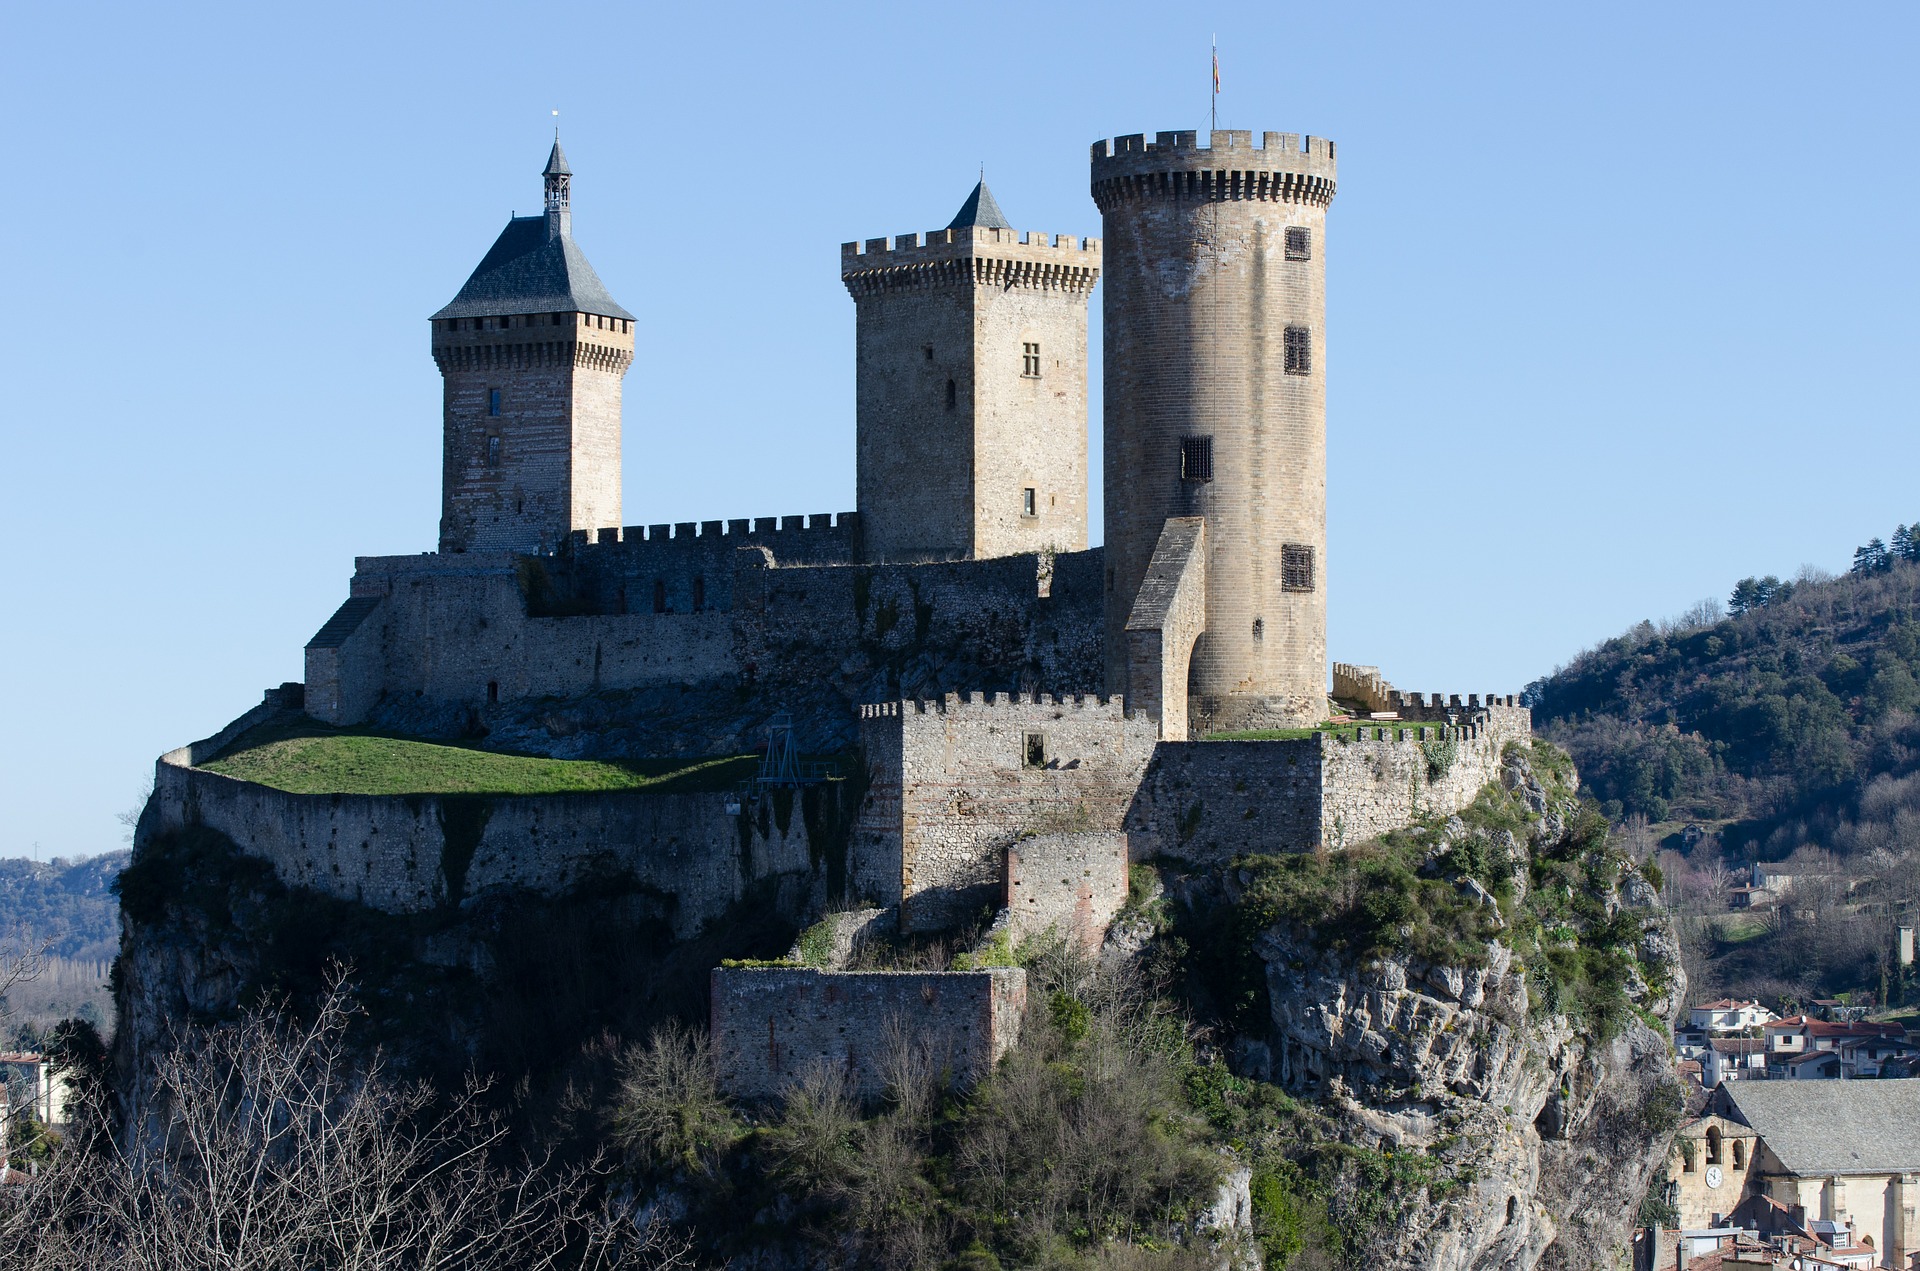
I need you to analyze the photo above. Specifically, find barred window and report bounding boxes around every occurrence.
[1284,327,1312,375]
[1281,543,1316,592]
[1180,436,1213,482]
[1285,226,1311,260]
[1022,342,1042,377]
[1022,487,1037,517]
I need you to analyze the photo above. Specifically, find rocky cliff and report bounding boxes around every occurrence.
[1147,743,1684,1271]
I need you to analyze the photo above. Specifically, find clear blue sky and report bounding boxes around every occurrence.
[2,2,1915,860]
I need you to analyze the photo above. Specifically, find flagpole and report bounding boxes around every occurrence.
[1210,36,1218,134]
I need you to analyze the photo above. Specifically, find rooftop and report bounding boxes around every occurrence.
[947,179,1012,231]
[432,217,633,321]
[1722,1079,1920,1174]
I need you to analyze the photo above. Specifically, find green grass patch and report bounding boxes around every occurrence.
[200,717,758,796]
[1712,914,1770,945]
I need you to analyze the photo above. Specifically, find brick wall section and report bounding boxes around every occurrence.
[845,227,1099,562]
[1095,130,1336,732]
[433,314,633,554]
[1006,832,1129,949]
[710,966,1026,1100]
[148,744,830,938]
[853,695,1158,931]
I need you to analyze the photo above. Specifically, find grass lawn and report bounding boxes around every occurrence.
[1711,914,1770,945]
[201,718,759,796]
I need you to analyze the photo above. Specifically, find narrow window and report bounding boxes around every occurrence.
[1706,1127,1722,1165]
[552,311,564,325]
[652,579,666,614]
[1281,543,1316,592]
[1022,488,1037,517]
[945,378,957,410]
[488,389,501,417]
[924,345,934,361]
[1252,617,1264,642]
[1284,326,1312,375]
[1023,733,1046,768]
[1732,1140,1746,1171]
[1180,436,1214,482]
[691,577,706,613]
[1022,342,1042,377]
[485,436,501,468]
[486,681,499,703]
[1285,226,1311,260]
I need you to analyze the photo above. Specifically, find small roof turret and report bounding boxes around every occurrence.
[947,179,1012,231]
[544,139,572,177]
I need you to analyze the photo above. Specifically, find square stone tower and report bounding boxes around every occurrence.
[843,183,1100,562]
[431,141,634,554]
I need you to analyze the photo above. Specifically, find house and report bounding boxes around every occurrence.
[1705,1038,1769,1088]
[1834,1034,1919,1079]
[0,1054,74,1135]
[1693,1000,1780,1035]
[1782,1051,1847,1081]
[1763,1018,1907,1075]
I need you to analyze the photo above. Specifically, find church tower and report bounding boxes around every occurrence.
[432,141,634,554]
[843,183,1100,562]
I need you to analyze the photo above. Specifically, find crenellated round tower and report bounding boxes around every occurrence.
[1092,129,1337,734]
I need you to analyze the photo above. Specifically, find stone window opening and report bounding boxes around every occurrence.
[1022,342,1042,377]
[485,436,501,468]
[924,345,934,361]
[1023,733,1046,769]
[1252,617,1264,642]
[552,311,565,325]
[1505,1196,1517,1226]
[1022,488,1037,518]
[946,378,957,410]
[1732,1140,1746,1171]
[1180,436,1213,482]
[1706,1127,1722,1165]
[692,577,706,613]
[652,579,667,614]
[488,388,502,417]
[487,681,499,704]
[1284,326,1312,375]
[1281,544,1316,593]
[1285,226,1311,261]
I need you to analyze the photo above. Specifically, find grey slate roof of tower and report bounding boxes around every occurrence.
[1721,1079,1920,1175]
[433,218,632,321]
[544,140,571,176]
[947,180,1012,231]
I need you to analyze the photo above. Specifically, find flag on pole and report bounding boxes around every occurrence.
[1212,40,1220,94]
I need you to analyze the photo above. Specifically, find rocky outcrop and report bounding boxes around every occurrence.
[1229,749,1685,1271]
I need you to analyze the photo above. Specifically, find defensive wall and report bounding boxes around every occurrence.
[146,703,842,937]
[852,694,1159,932]
[853,694,1534,909]
[710,966,1026,1100]
[1005,832,1129,950]
[306,534,1104,728]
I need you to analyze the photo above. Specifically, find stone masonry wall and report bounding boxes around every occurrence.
[853,695,1158,932]
[1005,832,1129,950]
[710,966,1026,1100]
[150,736,831,938]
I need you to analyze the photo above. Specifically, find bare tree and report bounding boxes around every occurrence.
[0,974,694,1270]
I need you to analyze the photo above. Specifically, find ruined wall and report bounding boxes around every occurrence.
[149,745,833,938]
[1006,831,1129,949]
[1318,717,1527,849]
[710,966,1026,1100]
[853,695,1157,931]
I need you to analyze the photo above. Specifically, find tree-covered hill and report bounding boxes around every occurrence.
[0,852,126,963]
[1525,528,1920,1004]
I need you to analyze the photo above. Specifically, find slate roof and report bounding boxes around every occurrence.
[544,140,571,177]
[1722,1079,1920,1175]
[948,180,1012,231]
[433,216,632,321]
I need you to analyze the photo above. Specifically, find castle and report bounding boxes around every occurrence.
[148,128,1532,1093]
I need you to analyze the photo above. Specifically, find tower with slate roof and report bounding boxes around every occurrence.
[431,141,634,554]
[842,181,1100,562]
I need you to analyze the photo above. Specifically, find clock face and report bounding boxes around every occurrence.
[1705,1166,1723,1190]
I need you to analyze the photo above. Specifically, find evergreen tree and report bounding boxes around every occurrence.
[1852,538,1890,576]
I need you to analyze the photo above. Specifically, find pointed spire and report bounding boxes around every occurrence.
[947,179,1012,231]
[543,139,572,242]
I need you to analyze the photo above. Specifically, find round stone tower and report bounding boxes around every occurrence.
[1092,129,1337,734]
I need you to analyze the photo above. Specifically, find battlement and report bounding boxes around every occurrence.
[841,226,1101,297]
[1383,691,1526,722]
[860,691,1135,721]
[564,510,859,555]
[1090,129,1336,209]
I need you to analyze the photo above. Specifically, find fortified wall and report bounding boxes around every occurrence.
[144,699,847,938]
[710,966,1026,1100]
[306,520,1105,742]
